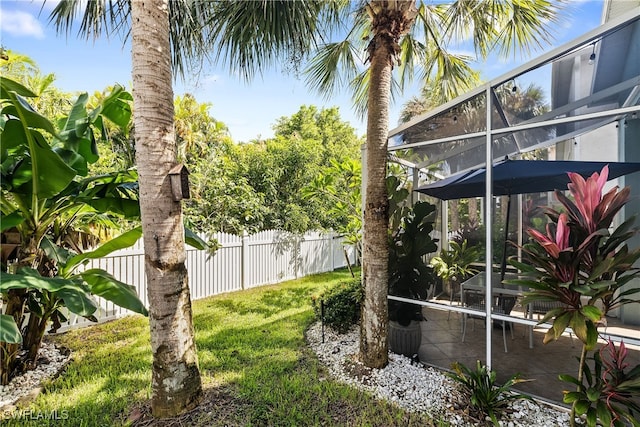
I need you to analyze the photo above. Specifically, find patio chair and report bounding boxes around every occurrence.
[526,300,575,346]
[461,291,517,353]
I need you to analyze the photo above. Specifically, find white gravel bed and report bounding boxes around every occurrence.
[306,322,572,426]
[0,342,70,411]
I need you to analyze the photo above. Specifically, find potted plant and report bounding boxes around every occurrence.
[388,200,438,356]
[430,239,482,302]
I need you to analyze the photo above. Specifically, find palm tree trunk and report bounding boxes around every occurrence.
[468,198,478,223]
[450,200,460,232]
[131,0,201,417]
[360,0,417,369]
[361,43,392,369]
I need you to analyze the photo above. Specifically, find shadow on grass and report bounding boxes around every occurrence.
[1,268,435,426]
[1,316,152,427]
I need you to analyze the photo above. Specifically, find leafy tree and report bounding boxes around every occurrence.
[0,49,73,122]
[172,94,261,234]
[185,141,266,235]
[235,106,362,233]
[272,105,362,166]
[302,158,363,259]
[182,103,362,235]
[237,135,323,232]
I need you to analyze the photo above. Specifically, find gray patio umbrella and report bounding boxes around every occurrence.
[416,158,640,276]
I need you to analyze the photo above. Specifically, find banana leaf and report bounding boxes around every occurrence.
[0,314,22,344]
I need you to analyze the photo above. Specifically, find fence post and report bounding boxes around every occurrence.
[295,234,300,278]
[242,231,249,290]
[329,233,334,271]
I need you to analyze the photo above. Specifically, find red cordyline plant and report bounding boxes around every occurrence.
[508,165,640,427]
[599,340,640,426]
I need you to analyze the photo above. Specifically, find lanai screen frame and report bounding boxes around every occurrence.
[386,9,640,369]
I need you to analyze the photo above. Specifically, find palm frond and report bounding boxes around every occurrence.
[305,41,361,99]
[422,44,479,102]
[396,35,426,93]
[415,2,448,48]
[443,0,499,59]
[48,0,129,40]
[206,0,329,81]
[492,0,566,58]
[349,69,369,120]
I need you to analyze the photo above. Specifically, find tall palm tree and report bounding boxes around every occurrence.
[355,0,419,368]
[129,0,202,417]
[48,0,331,417]
[304,0,562,368]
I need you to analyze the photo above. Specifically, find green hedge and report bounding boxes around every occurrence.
[312,278,363,333]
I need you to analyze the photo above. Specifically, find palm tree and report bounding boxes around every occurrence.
[48,0,331,417]
[304,0,562,368]
[354,0,419,368]
[126,0,202,417]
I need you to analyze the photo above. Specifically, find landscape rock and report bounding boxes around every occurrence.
[306,322,571,426]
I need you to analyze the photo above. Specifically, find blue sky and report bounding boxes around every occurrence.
[1,1,604,142]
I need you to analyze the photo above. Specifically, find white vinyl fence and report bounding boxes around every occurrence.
[61,230,355,331]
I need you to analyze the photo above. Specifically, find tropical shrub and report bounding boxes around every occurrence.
[561,338,640,427]
[0,77,147,384]
[312,278,362,333]
[447,360,534,426]
[388,200,439,325]
[430,239,482,297]
[508,165,640,426]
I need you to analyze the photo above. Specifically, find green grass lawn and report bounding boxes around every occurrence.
[2,268,436,427]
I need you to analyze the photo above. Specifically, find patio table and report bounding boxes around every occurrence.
[460,271,534,348]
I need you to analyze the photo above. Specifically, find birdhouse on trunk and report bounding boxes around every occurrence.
[168,164,190,201]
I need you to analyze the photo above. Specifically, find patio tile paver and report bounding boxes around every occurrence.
[418,306,640,404]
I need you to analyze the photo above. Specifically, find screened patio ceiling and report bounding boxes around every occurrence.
[387,8,640,178]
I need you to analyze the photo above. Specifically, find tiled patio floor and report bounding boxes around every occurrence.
[417,305,640,405]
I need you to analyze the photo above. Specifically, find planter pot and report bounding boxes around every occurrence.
[388,320,422,357]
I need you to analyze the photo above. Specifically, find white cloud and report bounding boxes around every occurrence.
[0,9,45,39]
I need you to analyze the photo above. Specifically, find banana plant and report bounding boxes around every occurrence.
[0,77,148,384]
